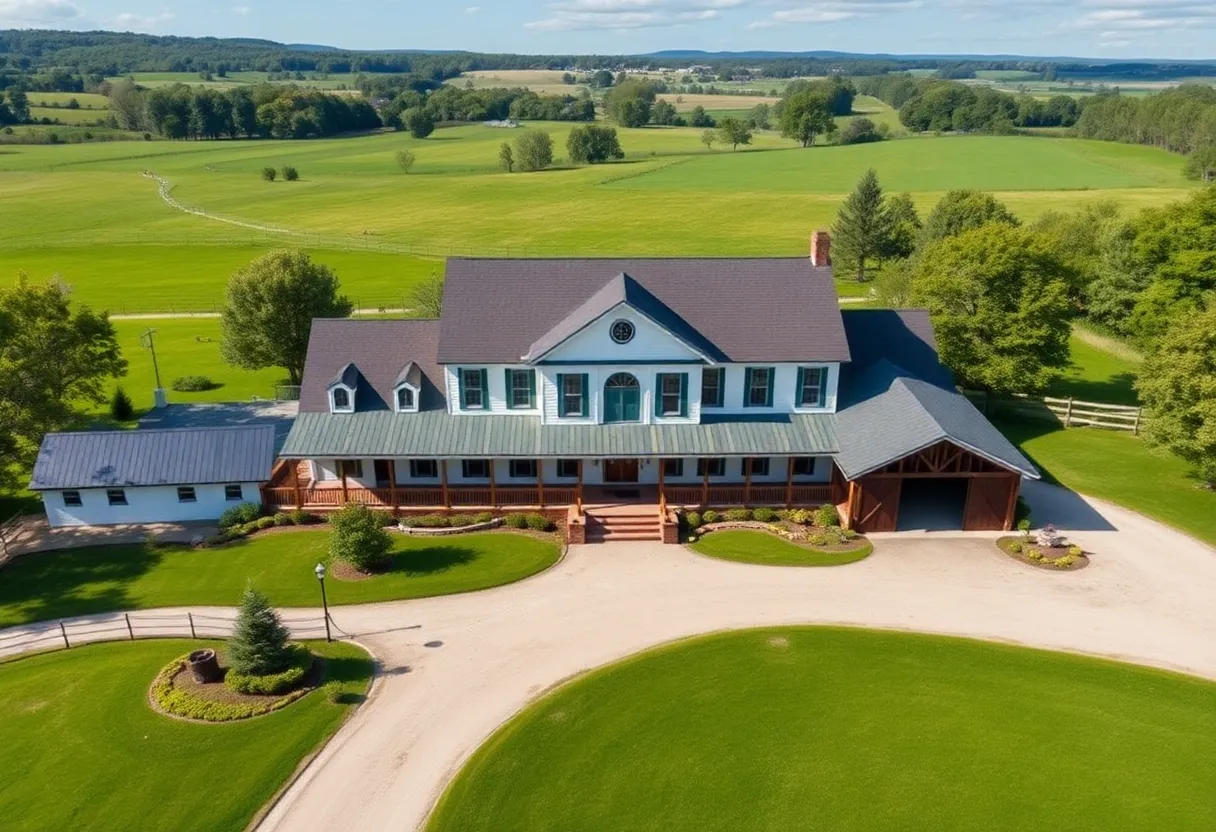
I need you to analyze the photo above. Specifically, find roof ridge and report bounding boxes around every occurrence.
[45,424,275,438]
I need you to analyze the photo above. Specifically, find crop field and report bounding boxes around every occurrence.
[0,121,1195,313]
[658,93,779,111]
[453,70,577,95]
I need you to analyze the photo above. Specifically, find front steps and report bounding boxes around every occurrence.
[584,506,662,543]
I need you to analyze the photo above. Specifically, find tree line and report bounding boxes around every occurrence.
[1075,86,1216,167]
[379,84,595,132]
[856,75,1080,133]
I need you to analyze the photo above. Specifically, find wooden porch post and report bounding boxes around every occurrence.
[577,459,584,507]
[537,459,544,508]
[489,459,497,509]
[1003,475,1020,531]
[441,459,450,510]
[844,480,858,530]
[658,458,665,505]
[743,458,752,507]
[388,459,398,513]
[785,457,794,508]
[292,460,302,510]
[339,460,349,505]
[701,461,709,507]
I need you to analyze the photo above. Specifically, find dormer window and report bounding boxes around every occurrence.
[395,385,418,413]
[330,386,353,412]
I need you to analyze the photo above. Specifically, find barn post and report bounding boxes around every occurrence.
[291,460,303,510]
[339,460,349,505]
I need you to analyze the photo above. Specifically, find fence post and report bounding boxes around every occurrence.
[59,621,70,649]
[125,613,134,641]
[1064,397,1074,428]
[188,611,196,639]
[1133,407,1142,436]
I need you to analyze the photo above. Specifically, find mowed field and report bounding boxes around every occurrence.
[0,115,1196,313]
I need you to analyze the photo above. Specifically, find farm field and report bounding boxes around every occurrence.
[27,107,110,125]
[453,69,577,95]
[658,92,778,111]
[428,627,1216,832]
[1,122,1195,313]
[27,92,111,109]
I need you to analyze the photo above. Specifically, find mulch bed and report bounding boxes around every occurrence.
[997,536,1090,571]
[170,656,321,706]
[696,521,869,553]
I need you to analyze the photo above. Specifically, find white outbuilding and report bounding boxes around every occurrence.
[29,425,277,527]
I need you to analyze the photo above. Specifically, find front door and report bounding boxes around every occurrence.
[603,459,640,483]
[373,459,392,488]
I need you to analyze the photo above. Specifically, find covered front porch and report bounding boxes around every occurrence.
[261,456,841,513]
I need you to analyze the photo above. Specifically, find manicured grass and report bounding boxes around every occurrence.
[0,530,561,627]
[690,530,871,566]
[1047,331,1142,405]
[999,420,1216,546]
[0,638,373,832]
[428,627,1216,832]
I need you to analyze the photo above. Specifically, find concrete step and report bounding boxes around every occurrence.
[587,516,657,528]
[586,529,662,542]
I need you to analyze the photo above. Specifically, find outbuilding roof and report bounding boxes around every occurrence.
[29,425,278,490]
[438,257,850,364]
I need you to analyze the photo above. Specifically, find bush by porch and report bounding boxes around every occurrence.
[689,529,873,567]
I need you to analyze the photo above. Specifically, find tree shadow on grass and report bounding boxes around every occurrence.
[0,543,169,626]
[387,545,477,577]
[1047,371,1139,407]
[322,654,375,703]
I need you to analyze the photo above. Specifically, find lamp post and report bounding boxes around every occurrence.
[315,562,331,642]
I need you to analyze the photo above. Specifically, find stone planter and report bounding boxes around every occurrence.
[186,649,222,684]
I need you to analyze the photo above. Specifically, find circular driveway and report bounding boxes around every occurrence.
[254,480,1216,831]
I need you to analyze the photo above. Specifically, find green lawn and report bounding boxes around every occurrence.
[428,627,1216,832]
[1047,331,1142,405]
[0,530,561,627]
[999,420,1216,546]
[0,638,372,832]
[690,530,871,566]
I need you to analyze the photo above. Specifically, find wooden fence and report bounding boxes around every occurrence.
[964,391,1144,434]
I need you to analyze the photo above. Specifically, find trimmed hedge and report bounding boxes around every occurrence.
[151,654,310,722]
[225,648,311,695]
[171,375,216,392]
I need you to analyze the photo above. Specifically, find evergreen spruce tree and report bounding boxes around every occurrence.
[227,587,294,676]
[831,168,893,282]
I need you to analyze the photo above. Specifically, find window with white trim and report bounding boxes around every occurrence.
[659,373,683,417]
[701,367,724,408]
[556,459,580,479]
[461,369,485,410]
[331,387,352,412]
[797,367,828,409]
[561,375,585,417]
[745,367,774,408]
[508,369,534,409]
[396,387,415,411]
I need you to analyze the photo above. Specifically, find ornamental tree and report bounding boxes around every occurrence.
[910,224,1074,394]
[227,587,294,676]
[329,503,393,572]
[1137,307,1216,487]
[220,250,353,385]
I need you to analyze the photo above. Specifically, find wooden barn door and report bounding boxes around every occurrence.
[856,478,902,532]
[963,477,1016,531]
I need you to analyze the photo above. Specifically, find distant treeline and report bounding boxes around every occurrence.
[1076,86,1216,156]
[381,85,596,126]
[123,82,380,139]
[856,75,1080,132]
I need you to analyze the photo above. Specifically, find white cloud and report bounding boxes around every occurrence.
[1068,0,1216,33]
[525,0,745,31]
[748,0,920,30]
[465,5,481,13]
[0,0,80,24]
[232,5,251,15]
[114,9,176,31]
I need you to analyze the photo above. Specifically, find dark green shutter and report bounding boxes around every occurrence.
[796,367,806,407]
[528,369,536,408]
[679,373,688,417]
[580,373,589,417]
[556,373,565,416]
[654,373,663,418]
[479,369,488,408]
[458,368,467,410]
[765,368,775,407]
[817,367,827,407]
[743,367,753,408]
[504,369,513,408]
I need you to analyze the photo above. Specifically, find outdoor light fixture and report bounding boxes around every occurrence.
[315,562,331,642]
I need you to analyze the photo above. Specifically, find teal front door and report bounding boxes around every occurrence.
[604,373,641,423]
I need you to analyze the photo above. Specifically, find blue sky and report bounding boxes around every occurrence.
[1,0,1213,60]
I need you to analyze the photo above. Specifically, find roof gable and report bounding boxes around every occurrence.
[438,258,850,364]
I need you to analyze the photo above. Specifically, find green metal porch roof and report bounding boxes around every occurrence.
[280,411,838,459]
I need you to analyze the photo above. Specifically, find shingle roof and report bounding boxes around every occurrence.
[523,273,728,363]
[330,362,361,389]
[439,258,850,364]
[29,426,277,490]
[394,361,422,389]
[835,309,1038,480]
[281,411,837,458]
[299,319,444,414]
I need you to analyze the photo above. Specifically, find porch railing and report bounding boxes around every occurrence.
[264,485,579,511]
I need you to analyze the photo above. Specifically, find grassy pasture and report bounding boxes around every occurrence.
[27,107,110,125]
[27,92,110,109]
[659,93,778,111]
[428,627,1216,832]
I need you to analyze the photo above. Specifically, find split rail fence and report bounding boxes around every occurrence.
[963,391,1144,435]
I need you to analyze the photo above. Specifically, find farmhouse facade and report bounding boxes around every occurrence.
[270,237,1037,540]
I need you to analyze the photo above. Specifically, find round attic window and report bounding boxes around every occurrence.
[610,319,635,344]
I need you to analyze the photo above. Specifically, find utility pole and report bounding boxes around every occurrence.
[141,328,167,408]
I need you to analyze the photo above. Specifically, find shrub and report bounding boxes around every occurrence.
[273,512,292,526]
[1007,541,1023,554]
[172,375,215,392]
[395,148,416,172]
[753,507,778,522]
[289,509,311,525]
[152,657,307,721]
[261,166,276,181]
[227,587,294,676]
[225,647,310,695]
[109,386,134,421]
[1017,518,1032,538]
[1067,545,1084,557]
[525,513,553,531]
[403,513,448,528]
[723,508,752,522]
[1015,496,1032,527]
[375,511,396,527]
[203,533,231,546]
[702,510,720,524]
[219,502,261,530]
[447,514,476,527]
[816,504,841,527]
[684,511,702,529]
[254,516,276,530]
[1028,550,1045,561]
[789,509,813,526]
[323,680,343,704]
[329,503,393,571]
[1054,554,1079,569]
[473,511,494,524]
[505,512,529,529]
[281,165,299,181]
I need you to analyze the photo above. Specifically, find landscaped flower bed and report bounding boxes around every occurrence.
[683,505,872,566]
[150,646,321,722]
[997,525,1089,571]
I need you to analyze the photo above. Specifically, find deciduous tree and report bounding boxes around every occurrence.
[716,117,752,150]
[919,189,1019,246]
[603,79,655,128]
[910,225,1074,394]
[220,250,353,385]
[1137,307,1216,487]
[566,124,624,164]
[514,130,554,172]
[402,106,435,139]
[779,91,836,147]
[408,271,445,318]
[498,141,514,172]
[395,149,416,172]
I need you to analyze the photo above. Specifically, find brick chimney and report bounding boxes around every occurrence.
[810,230,831,267]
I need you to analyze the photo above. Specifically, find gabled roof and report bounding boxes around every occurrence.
[438,257,850,364]
[835,309,1038,480]
[522,272,727,363]
[329,362,360,389]
[299,319,444,414]
[394,361,422,389]
[29,426,277,490]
